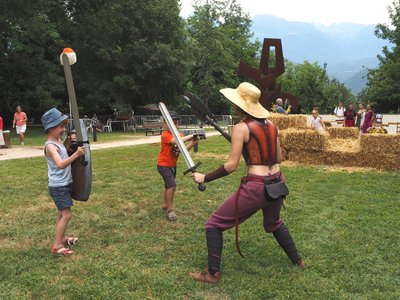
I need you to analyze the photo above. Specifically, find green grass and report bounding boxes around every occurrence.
[1,136,399,299]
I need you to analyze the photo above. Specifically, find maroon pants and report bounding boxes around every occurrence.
[205,173,284,233]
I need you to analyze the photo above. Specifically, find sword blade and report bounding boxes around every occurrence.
[159,102,195,169]
[159,102,205,191]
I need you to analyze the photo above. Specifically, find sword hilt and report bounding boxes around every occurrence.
[183,161,206,192]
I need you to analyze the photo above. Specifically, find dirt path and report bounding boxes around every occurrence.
[0,131,222,161]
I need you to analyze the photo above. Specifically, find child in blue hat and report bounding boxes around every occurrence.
[41,108,85,256]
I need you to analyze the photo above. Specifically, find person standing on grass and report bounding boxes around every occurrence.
[157,111,199,221]
[12,105,28,145]
[41,108,85,256]
[190,82,304,284]
[344,103,356,127]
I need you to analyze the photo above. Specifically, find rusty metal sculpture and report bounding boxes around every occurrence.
[238,38,300,113]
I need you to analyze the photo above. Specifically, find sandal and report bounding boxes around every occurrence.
[62,237,79,246]
[51,245,74,257]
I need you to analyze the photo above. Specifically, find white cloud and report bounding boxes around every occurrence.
[180,0,393,25]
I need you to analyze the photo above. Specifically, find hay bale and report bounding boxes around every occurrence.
[280,128,326,152]
[361,153,400,171]
[324,151,361,167]
[326,127,359,139]
[360,134,400,155]
[269,113,307,130]
[287,151,325,166]
[324,138,360,153]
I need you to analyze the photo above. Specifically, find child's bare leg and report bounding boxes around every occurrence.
[162,189,168,210]
[165,187,176,211]
[54,208,72,248]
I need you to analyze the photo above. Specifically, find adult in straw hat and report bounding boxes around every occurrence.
[190,82,304,284]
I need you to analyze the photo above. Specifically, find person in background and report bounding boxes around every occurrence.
[13,105,28,145]
[355,103,366,130]
[91,113,103,132]
[344,103,356,127]
[310,107,326,134]
[334,101,345,123]
[0,114,3,131]
[361,104,374,134]
[275,98,287,114]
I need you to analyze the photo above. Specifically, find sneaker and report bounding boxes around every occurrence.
[21,142,24,146]
[189,269,221,284]
[167,210,177,221]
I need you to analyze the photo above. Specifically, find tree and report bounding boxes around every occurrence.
[0,0,190,121]
[185,0,260,114]
[0,0,68,123]
[363,0,400,113]
[278,60,355,114]
[67,0,189,115]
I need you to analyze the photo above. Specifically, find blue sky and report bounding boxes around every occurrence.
[180,0,393,25]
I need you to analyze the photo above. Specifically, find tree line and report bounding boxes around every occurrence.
[0,0,398,125]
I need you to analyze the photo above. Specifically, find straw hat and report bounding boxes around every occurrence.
[220,82,269,119]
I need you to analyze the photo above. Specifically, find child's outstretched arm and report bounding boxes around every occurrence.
[46,144,85,169]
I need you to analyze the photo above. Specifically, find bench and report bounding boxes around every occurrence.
[143,121,165,136]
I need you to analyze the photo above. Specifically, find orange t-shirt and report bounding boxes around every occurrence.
[14,112,27,126]
[157,129,182,167]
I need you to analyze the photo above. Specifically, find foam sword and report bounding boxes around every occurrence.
[60,48,92,201]
[159,102,206,192]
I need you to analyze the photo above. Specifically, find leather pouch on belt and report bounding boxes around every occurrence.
[264,178,289,201]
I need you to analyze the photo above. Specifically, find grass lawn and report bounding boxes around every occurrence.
[1,136,399,299]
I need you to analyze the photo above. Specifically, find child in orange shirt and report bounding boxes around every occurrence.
[157,112,199,221]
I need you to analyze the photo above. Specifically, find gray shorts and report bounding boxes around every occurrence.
[49,185,73,211]
[157,165,177,189]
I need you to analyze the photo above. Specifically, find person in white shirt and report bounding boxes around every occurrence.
[334,101,346,122]
[311,107,326,134]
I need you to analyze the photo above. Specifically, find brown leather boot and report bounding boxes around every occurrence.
[189,269,221,284]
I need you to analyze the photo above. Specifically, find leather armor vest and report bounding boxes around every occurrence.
[242,118,278,167]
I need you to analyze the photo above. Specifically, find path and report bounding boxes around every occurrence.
[0,131,222,161]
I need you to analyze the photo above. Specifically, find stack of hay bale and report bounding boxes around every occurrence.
[271,113,400,171]
[359,134,400,170]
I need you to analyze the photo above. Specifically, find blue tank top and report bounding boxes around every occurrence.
[45,141,72,187]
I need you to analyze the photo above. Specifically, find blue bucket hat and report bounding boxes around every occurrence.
[41,108,68,132]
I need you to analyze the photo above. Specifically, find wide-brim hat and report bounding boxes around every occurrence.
[220,82,269,119]
[41,108,68,132]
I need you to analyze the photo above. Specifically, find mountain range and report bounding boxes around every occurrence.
[251,15,391,94]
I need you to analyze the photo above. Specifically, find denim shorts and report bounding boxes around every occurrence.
[157,165,177,189]
[49,185,73,210]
